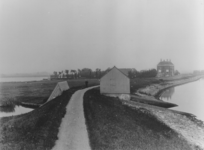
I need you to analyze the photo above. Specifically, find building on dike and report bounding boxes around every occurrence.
[100,66,131,100]
[157,59,174,77]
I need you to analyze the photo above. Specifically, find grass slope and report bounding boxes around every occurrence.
[0,81,57,105]
[0,79,99,105]
[84,88,192,150]
[0,87,81,150]
[130,78,162,93]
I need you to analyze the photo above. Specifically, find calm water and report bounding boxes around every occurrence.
[0,105,33,118]
[0,77,49,83]
[160,78,204,121]
[0,77,45,117]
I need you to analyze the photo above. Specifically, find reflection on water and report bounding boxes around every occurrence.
[160,87,175,101]
[160,78,204,121]
[0,105,33,118]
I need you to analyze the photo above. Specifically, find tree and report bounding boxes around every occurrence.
[53,71,58,77]
[136,69,157,78]
[61,71,64,78]
[65,70,69,78]
[100,67,110,77]
[78,69,81,78]
[71,70,76,78]
[128,71,134,78]
[98,68,101,78]
[174,70,180,75]
[105,67,111,73]
[58,71,61,78]
[95,69,98,78]
[95,68,101,78]
[81,68,92,78]
[95,68,100,78]
[74,72,77,78]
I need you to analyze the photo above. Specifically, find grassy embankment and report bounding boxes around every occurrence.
[0,79,99,106]
[130,78,162,94]
[0,87,78,150]
[84,88,194,150]
[0,81,57,106]
[0,79,99,150]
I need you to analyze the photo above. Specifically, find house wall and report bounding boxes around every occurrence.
[100,68,130,94]
[157,65,174,77]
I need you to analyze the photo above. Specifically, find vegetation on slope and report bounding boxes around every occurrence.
[0,81,57,105]
[0,78,99,150]
[130,78,162,93]
[0,87,81,150]
[84,88,193,150]
[0,79,99,106]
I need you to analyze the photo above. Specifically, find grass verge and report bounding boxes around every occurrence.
[130,78,162,93]
[84,88,193,150]
[0,79,99,105]
[0,87,82,150]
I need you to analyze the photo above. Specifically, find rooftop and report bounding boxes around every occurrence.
[119,68,136,76]
[157,60,174,66]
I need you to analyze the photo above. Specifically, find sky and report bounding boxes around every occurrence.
[0,0,204,74]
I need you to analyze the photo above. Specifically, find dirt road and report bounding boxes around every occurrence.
[52,86,97,150]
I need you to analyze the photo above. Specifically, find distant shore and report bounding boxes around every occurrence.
[155,75,204,98]
[136,74,204,99]
[0,76,49,83]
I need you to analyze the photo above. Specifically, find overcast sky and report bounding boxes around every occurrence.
[0,0,203,74]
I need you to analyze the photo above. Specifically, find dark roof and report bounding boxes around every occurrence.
[157,60,174,66]
[119,68,135,76]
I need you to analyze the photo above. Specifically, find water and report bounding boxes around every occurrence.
[0,76,47,117]
[160,78,204,121]
[0,105,33,118]
[0,77,49,83]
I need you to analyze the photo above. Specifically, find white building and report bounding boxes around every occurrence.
[100,66,130,94]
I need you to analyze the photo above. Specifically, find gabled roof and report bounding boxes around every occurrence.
[100,66,130,79]
[119,68,134,76]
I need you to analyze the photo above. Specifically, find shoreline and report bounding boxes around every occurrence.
[154,76,202,98]
[0,78,204,149]
[84,88,204,150]
[136,75,204,100]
